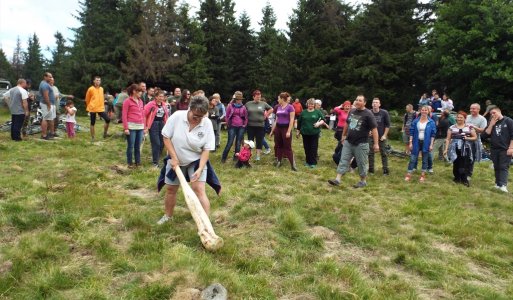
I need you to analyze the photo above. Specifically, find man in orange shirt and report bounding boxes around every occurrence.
[85,76,110,141]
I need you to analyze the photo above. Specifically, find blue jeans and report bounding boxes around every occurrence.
[262,137,270,150]
[149,120,165,165]
[222,126,245,160]
[126,129,144,165]
[408,140,429,172]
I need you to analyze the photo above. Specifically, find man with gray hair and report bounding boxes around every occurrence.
[7,79,29,141]
[466,103,487,178]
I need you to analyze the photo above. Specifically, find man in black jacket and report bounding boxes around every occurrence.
[483,107,513,193]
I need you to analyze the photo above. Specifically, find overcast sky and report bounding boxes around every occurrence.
[0,0,366,60]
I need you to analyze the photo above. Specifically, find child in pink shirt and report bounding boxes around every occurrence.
[235,140,254,168]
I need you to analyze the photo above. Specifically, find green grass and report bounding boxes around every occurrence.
[0,107,512,299]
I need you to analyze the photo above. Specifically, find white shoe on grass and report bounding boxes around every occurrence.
[157,215,171,225]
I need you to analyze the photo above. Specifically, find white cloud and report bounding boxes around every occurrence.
[0,0,366,60]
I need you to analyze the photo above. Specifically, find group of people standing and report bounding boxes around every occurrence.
[4,73,77,141]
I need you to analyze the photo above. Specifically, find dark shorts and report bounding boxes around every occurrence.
[90,111,110,126]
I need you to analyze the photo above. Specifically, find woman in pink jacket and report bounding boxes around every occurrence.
[122,83,147,167]
[144,90,169,167]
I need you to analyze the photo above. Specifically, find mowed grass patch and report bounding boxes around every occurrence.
[1,107,513,299]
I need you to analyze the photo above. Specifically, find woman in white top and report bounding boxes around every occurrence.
[157,95,215,225]
[405,106,437,182]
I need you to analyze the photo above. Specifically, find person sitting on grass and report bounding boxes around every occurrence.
[235,140,254,168]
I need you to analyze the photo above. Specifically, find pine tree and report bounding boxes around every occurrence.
[256,2,290,100]
[288,0,353,105]
[11,37,23,79]
[198,0,236,98]
[48,31,72,89]
[0,48,16,83]
[171,3,212,90]
[229,12,258,95]
[122,0,183,84]
[424,0,513,107]
[70,0,134,95]
[23,33,45,84]
[344,0,425,107]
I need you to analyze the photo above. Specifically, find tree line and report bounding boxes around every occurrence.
[1,0,512,112]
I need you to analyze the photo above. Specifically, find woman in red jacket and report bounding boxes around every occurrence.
[144,89,169,167]
[122,83,147,167]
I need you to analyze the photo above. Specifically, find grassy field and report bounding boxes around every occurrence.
[0,107,512,299]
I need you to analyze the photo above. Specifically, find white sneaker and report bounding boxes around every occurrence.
[498,186,509,193]
[263,148,271,155]
[157,215,171,225]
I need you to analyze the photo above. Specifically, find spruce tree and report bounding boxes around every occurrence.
[0,49,15,83]
[11,37,24,79]
[172,3,212,90]
[424,0,513,107]
[256,2,290,100]
[344,0,424,107]
[23,33,45,84]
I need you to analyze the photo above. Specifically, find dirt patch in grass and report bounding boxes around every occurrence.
[126,188,158,201]
[278,294,317,300]
[171,287,201,300]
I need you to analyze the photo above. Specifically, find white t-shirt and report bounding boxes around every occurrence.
[417,121,427,141]
[161,110,215,166]
[66,107,77,123]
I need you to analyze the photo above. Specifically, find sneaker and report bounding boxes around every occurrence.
[221,158,226,164]
[383,169,390,176]
[255,156,261,161]
[498,185,509,193]
[368,168,375,174]
[353,181,367,188]
[274,159,281,167]
[328,179,340,186]
[157,215,171,225]
[309,164,316,169]
[263,148,271,155]
[152,164,159,169]
[427,169,434,174]
[419,174,426,183]
[494,184,500,189]
[43,135,54,140]
[404,173,411,182]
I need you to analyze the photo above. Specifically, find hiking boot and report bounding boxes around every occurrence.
[157,215,171,225]
[353,181,367,188]
[328,179,340,186]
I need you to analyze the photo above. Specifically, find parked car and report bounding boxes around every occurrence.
[0,78,12,107]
